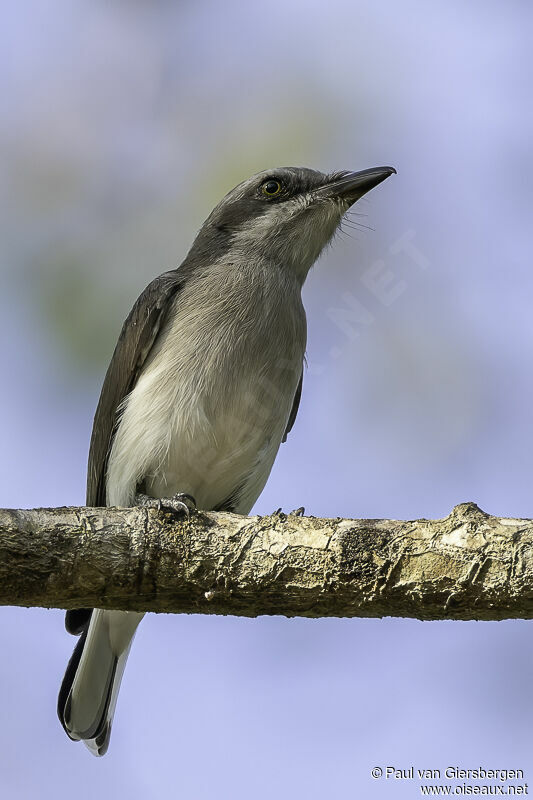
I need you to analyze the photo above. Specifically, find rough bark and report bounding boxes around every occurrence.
[0,502,532,620]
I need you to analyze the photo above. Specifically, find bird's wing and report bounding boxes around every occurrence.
[86,270,185,507]
[68,271,184,636]
[282,370,303,443]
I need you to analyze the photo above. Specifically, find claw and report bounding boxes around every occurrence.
[289,507,305,517]
[160,493,197,520]
[271,506,305,517]
[134,492,197,519]
[170,493,197,516]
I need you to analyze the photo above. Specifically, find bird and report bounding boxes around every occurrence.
[57,164,396,756]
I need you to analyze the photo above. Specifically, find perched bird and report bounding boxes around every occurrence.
[57,164,395,755]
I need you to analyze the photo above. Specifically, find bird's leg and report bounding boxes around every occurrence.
[134,492,197,517]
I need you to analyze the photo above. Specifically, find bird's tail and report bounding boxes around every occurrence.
[57,609,144,756]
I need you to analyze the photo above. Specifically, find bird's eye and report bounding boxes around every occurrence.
[261,179,283,197]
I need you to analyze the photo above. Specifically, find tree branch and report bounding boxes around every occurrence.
[1,502,531,620]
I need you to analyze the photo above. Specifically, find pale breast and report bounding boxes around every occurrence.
[106,261,306,511]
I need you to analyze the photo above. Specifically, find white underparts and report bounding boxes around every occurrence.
[106,261,306,514]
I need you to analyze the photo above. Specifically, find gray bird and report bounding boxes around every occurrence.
[57,164,395,755]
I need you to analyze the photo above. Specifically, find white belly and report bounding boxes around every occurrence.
[106,263,306,512]
[142,365,295,513]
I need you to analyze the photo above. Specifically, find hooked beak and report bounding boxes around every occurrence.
[323,166,396,205]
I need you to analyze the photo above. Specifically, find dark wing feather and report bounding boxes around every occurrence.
[86,270,185,507]
[65,271,185,636]
[282,370,303,443]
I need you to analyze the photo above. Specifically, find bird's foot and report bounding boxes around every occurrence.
[166,492,197,516]
[271,506,305,517]
[289,506,305,517]
[135,492,197,518]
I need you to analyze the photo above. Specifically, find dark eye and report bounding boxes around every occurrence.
[261,179,283,197]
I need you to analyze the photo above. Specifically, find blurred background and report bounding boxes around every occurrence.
[1,1,532,797]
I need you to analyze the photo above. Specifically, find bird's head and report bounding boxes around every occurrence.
[189,165,396,282]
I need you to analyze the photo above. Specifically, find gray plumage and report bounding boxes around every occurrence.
[58,164,395,755]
